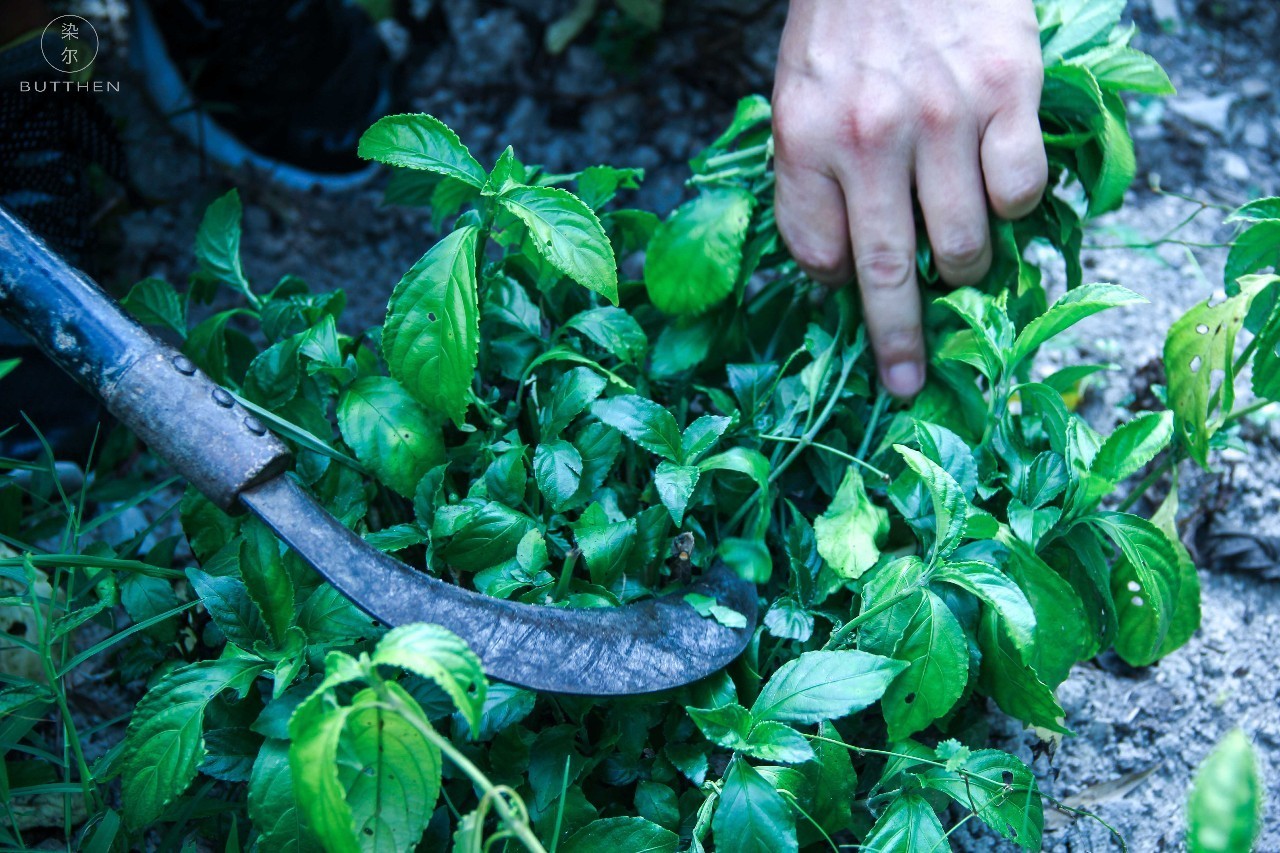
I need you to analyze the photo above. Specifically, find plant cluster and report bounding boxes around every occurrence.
[1,0,1277,850]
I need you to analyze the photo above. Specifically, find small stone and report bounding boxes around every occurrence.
[1220,152,1251,182]
[1168,93,1237,136]
[1239,78,1270,100]
[1243,122,1269,148]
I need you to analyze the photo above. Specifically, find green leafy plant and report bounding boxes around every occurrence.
[3,0,1279,850]
[1187,730,1265,853]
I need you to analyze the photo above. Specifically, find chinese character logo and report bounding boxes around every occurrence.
[41,15,98,74]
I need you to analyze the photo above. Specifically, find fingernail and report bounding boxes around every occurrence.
[884,361,923,398]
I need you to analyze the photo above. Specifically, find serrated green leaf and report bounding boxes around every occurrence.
[338,376,446,498]
[1166,276,1272,466]
[289,695,358,853]
[1011,283,1144,368]
[444,502,537,572]
[712,756,797,853]
[750,650,907,724]
[371,623,487,734]
[933,560,1037,654]
[814,466,888,581]
[882,590,969,741]
[562,817,678,853]
[249,738,319,853]
[655,461,700,525]
[1074,410,1172,512]
[645,187,754,316]
[861,793,948,853]
[1090,512,1182,666]
[798,722,856,838]
[1253,302,1280,401]
[358,114,486,187]
[1070,44,1175,95]
[383,225,481,427]
[500,184,618,304]
[686,703,752,751]
[195,189,253,299]
[1042,0,1126,63]
[698,447,770,493]
[534,440,583,512]
[122,277,187,336]
[763,597,814,643]
[977,609,1070,733]
[1187,730,1263,853]
[564,306,647,364]
[1001,535,1089,687]
[1225,221,1280,290]
[240,518,295,646]
[744,722,814,764]
[337,685,441,849]
[541,367,608,439]
[680,415,732,464]
[186,568,270,650]
[121,656,267,829]
[591,395,683,461]
[895,445,968,563]
[575,515,637,588]
[575,165,645,210]
[1151,488,1202,658]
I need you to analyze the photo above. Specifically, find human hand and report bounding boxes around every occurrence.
[773,0,1047,397]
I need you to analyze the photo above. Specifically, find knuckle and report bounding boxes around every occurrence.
[934,230,988,268]
[792,241,850,282]
[841,100,905,149]
[877,327,923,357]
[919,95,963,133]
[994,164,1048,214]
[980,54,1042,96]
[856,249,914,291]
[772,97,823,152]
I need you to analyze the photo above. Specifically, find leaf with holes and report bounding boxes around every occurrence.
[919,750,1043,850]
[338,376,446,498]
[1164,275,1273,466]
[881,589,969,741]
[383,225,481,427]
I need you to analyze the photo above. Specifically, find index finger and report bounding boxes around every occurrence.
[842,153,925,399]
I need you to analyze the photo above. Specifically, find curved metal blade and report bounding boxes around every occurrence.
[239,476,757,696]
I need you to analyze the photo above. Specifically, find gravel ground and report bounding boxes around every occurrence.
[72,0,1280,849]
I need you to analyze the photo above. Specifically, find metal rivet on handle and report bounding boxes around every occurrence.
[211,388,234,408]
[172,355,197,375]
[243,416,266,436]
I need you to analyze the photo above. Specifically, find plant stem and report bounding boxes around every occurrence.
[725,345,858,534]
[856,387,890,461]
[24,561,100,813]
[1233,336,1259,376]
[553,550,579,603]
[1223,397,1276,425]
[384,690,548,853]
[769,354,857,487]
[822,588,919,651]
[701,144,770,171]
[1115,457,1175,513]
[758,434,889,481]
